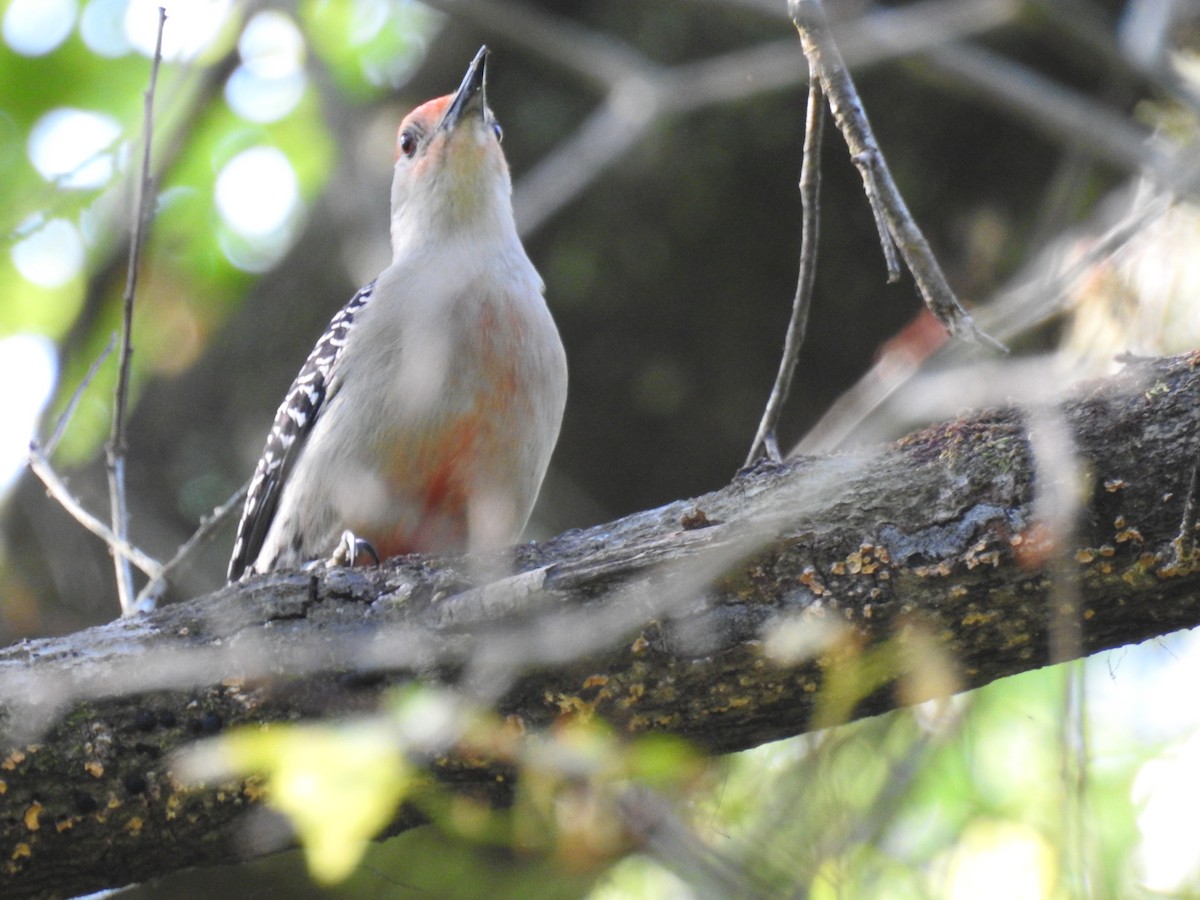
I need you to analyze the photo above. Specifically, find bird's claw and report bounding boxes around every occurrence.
[330,530,381,568]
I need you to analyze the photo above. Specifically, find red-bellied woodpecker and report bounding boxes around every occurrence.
[227,46,568,581]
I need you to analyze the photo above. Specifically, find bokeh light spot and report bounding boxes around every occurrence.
[226,10,306,124]
[215,145,298,238]
[0,335,57,497]
[125,0,231,62]
[3,0,77,57]
[28,108,123,189]
[80,0,133,57]
[12,218,86,288]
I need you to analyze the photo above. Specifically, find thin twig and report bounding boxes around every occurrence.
[43,333,116,458]
[792,179,1188,455]
[745,78,825,466]
[788,0,1006,352]
[107,6,166,616]
[135,482,249,608]
[27,444,164,580]
[490,0,1019,235]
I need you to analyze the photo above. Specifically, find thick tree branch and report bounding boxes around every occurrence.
[3,353,1200,898]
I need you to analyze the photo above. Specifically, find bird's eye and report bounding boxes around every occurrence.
[491,121,503,143]
[398,130,417,159]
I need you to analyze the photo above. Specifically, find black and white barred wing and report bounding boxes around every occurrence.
[227,282,375,581]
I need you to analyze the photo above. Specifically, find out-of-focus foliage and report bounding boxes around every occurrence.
[0,0,436,467]
[180,685,707,896]
[195,718,412,884]
[162,638,1198,899]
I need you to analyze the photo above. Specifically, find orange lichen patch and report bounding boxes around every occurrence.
[1116,527,1144,544]
[965,545,1002,569]
[23,802,42,831]
[620,683,645,708]
[961,611,996,627]
[630,634,649,654]
[1084,609,1095,620]
[844,544,882,575]
[1076,548,1096,564]
[1114,515,1128,530]
[55,817,76,834]
[0,779,6,794]
[799,566,828,595]
[914,562,953,577]
[85,761,104,779]
[581,675,609,691]
[1013,522,1060,568]
[125,816,144,836]
[11,843,30,861]
[546,692,597,721]
[2,750,26,771]
[243,775,267,803]
[680,507,713,529]
[1098,544,1116,557]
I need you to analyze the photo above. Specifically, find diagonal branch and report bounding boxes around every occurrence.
[789,0,1005,351]
[0,351,1198,898]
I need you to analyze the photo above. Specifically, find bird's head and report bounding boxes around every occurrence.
[389,46,513,256]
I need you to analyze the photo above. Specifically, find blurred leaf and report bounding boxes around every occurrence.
[211,721,413,885]
[301,0,438,98]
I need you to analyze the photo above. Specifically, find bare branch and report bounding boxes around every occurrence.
[25,444,164,581]
[135,481,249,607]
[453,0,1021,235]
[794,180,1190,455]
[106,6,166,616]
[41,333,115,459]
[745,77,825,466]
[789,0,1005,352]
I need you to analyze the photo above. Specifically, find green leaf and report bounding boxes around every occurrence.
[207,721,412,885]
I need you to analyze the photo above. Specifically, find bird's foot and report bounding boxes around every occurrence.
[329,530,381,568]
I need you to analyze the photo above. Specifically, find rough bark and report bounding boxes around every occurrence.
[3,352,1200,899]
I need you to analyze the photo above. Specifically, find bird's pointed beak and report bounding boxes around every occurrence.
[440,46,489,132]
